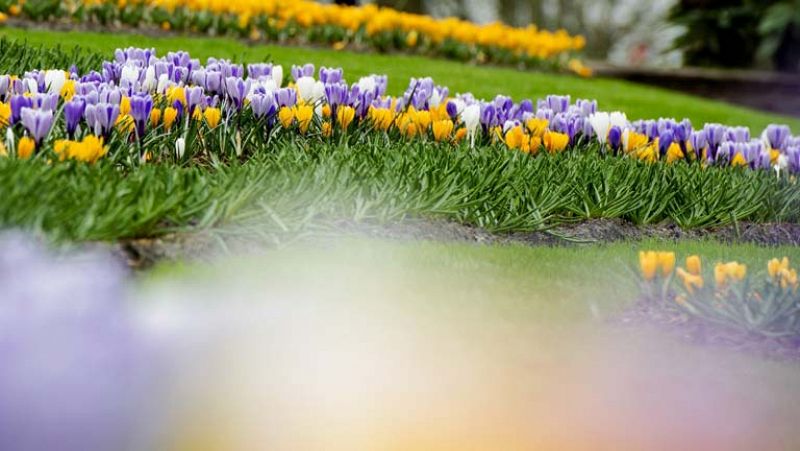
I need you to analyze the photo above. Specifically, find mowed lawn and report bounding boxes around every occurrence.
[4,27,799,132]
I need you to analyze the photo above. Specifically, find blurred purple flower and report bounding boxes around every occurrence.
[0,234,162,451]
[20,108,54,144]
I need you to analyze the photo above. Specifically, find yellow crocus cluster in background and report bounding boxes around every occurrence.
[641,251,799,293]
[54,135,108,163]
[9,1,586,73]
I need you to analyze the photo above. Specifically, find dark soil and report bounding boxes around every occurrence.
[614,297,800,363]
[112,217,800,270]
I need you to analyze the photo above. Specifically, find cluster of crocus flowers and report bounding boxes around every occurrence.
[639,251,800,338]
[0,46,796,172]
[1,0,586,74]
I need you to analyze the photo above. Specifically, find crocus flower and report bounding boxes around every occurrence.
[608,126,622,152]
[249,92,277,118]
[539,95,570,114]
[589,111,627,144]
[10,95,33,124]
[725,126,750,143]
[20,108,54,144]
[763,124,791,151]
[185,86,204,116]
[275,88,297,108]
[0,234,162,451]
[689,130,707,159]
[325,82,348,110]
[84,103,120,138]
[291,63,315,81]
[64,99,86,139]
[462,104,481,147]
[296,77,325,103]
[129,94,153,138]
[658,130,674,156]
[44,70,66,95]
[224,76,249,110]
[0,75,10,99]
[319,66,344,84]
[31,93,59,111]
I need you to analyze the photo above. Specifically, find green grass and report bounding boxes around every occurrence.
[4,138,799,243]
[148,238,800,322]
[3,26,799,132]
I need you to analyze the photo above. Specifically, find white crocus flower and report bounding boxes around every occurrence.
[296,76,317,103]
[609,112,628,129]
[590,111,628,144]
[462,104,481,148]
[120,65,139,88]
[25,78,38,94]
[589,112,611,144]
[312,80,325,102]
[271,65,283,88]
[775,154,788,178]
[44,70,66,95]
[6,128,14,152]
[156,74,171,95]
[175,137,186,159]
[450,98,466,115]
[357,76,376,95]
[142,66,157,93]
[429,89,443,109]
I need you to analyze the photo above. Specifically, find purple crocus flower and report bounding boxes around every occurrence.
[658,130,674,156]
[10,95,33,125]
[703,123,725,156]
[224,76,249,110]
[85,103,120,138]
[764,124,791,150]
[689,130,707,159]
[325,82,349,109]
[20,108,54,144]
[608,126,622,152]
[724,126,750,143]
[64,99,86,139]
[129,94,153,138]
[249,92,277,118]
[374,75,388,96]
[205,71,222,94]
[247,63,274,80]
[0,234,163,451]
[480,103,497,129]
[185,86,204,116]
[575,99,597,117]
[172,67,189,84]
[291,63,315,81]
[539,95,570,114]
[31,93,59,112]
[320,67,344,84]
[536,108,555,121]
[446,101,459,119]
[786,146,800,173]
[275,88,297,109]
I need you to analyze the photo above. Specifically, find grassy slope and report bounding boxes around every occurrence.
[3,26,799,132]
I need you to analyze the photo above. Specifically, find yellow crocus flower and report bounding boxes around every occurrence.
[432,119,454,142]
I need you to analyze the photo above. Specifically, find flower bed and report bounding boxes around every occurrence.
[630,250,800,360]
[1,45,798,173]
[0,0,587,73]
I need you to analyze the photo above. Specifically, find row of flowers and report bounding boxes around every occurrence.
[639,251,800,338]
[0,46,798,174]
[0,0,588,74]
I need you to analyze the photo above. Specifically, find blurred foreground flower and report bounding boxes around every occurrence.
[0,234,163,451]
